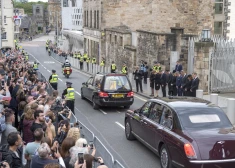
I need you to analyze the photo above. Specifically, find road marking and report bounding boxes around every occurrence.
[47,70,51,73]
[116,110,121,113]
[75,91,81,96]
[58,78,63,82]
[44,61,55,64]
[115,122,125,130]
[99,109,107,115]
[134,95,147,102]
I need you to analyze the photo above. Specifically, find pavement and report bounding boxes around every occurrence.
[20,33,161,168]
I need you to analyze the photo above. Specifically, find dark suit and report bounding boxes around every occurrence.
[170,75,177,96]
[176,76,182,96]
[175,64,183,72]
[160,73,167,97]
[181,74,188,96]
[184,80,192,96]
[191,77,199,97]
[133,70,143,92]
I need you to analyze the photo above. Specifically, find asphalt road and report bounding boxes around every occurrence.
[21,40,161,168]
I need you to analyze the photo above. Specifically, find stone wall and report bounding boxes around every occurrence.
[102,0,214,34]
[194,42,214,92]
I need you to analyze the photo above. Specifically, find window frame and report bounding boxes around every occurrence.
[140,102,152,118]
[159,106,174,130]
[148,102,164,124]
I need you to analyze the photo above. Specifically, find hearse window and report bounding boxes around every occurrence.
[87,78,93,85]
[94,75,103,88]
[149,103,163,123]
[160,107,173,130]
[140,102,152,117]
[104,76,131,91]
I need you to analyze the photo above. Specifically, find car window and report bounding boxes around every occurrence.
[160,107,173,129]
[104,76,131,91]
[140,102,152,117]
[94,75,103,88]
[177,107,232,130]
[87,78,93,85]
[149,103,163,123]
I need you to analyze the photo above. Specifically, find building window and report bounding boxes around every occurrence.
[115,35,117,44]
[110,34,112,43]
[97,10,99,29]
[84,10,86,26]
[36,7,40,14]
[63,0,68,7]
[4,16,6,24]
[120,36,123,46]
[90,10,92,28]
[72,0,76,7]
[214,22,223,34]
[94,10,96,29]
[215,0,223,14]
[86,11,88,27]
[1,32,6,40]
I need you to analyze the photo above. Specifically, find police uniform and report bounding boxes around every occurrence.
[62,82,75,113]
[49,70,58,90]
[100,60,105,66]
[92,57,96,64]
[25,53,29,61]
[80,55,84,70]
[111,63,116,73]
[33,63,38,71]
[122,65,128,75]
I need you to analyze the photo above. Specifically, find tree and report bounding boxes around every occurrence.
[13,1,48,16]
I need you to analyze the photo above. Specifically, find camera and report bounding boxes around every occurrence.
[78,153,84,164]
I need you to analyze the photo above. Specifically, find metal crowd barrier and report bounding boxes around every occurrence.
[36,66,125,168]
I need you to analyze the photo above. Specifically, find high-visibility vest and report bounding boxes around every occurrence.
[92,58,96,64]
[50,74,58,83]
[100,60,105,66]
[33,63,38,69]
[83,53,88,60]
[66,88,75,100]
[111,64,116,70]
[80,56,84,62]
[25,55,29,61]
[46,44,49,47]
[48,48,50,52]
[153,66,161,72]
[122,66,127,74]
[86,57,90,63]
[77,54,81,60]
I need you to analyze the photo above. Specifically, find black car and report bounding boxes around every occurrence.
[125,97,234,168]
[81,73,134,109]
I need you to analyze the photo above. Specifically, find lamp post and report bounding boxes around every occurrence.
[201,29,211,42]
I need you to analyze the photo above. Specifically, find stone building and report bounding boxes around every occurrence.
[83,0,215,71]
[48,0,62,31]
[32,4,48,33]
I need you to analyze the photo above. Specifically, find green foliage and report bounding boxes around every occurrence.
[13,1,48,16]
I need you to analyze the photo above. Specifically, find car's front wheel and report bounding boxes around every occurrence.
[125,119,135,140]
[160,144,172,168]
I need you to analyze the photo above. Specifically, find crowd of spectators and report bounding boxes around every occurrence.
[0,49,107,168]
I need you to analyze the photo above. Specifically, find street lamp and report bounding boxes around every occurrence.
[201,29,211,42]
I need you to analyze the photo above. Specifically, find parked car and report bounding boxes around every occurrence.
[81,73,134,109]
[125,97,235,168]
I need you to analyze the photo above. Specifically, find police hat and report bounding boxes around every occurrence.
[66,81,72,85]
[52,70,56,73]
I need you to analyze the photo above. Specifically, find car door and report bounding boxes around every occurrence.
[160,106,184,166]
[82,77,92,98]
[87,77,94,101]
[141,102,164,152]
[131,102,152,139]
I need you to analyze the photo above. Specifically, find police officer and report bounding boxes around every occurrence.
[83,52,88,62]
[152,62,161,73]
[122,63,128,75]
[86,56,90,71]
[73,52,77,59]
[62,82,75,114]
[100,58,105,66]
[49,70,58,90]
[111,61,116,73]
[77,52,81,60]
[33,61,39,71]
[92,57,96,64]
[25,53,29,61]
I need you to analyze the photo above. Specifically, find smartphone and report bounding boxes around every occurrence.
[93,157,99,162]
[89,141,93,149]
[45,116,50,123]
[1,80,4,87]
[11,73,15,78]
[78,153,84,164]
